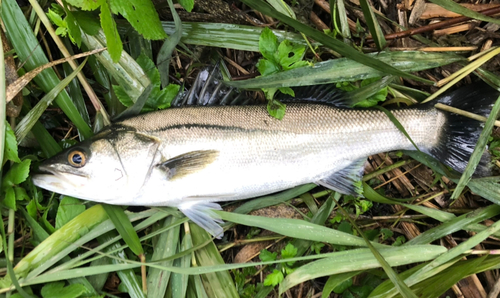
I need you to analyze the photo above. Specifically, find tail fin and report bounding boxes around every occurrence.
[428,82,498,177]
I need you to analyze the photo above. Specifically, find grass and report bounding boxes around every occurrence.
[2,0,500,297]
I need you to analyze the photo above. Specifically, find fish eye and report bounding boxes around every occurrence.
[68,150,86,168]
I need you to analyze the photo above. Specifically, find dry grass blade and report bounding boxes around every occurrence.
[6,49,105,103]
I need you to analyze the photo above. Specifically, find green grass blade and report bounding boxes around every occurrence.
[429,0,500,25]
[373,106,420,152]
[227,52,462,89]
[239,0,432,84]
[359,0,386,50]
[216,210,386,248]
[81,30,151,104]
[157,0,182,88]
[15,58,87,143]
[233,183,316,214]
[171,226,192,298]
[2,0,92,139]
[370,218,500,298]
[147,216,180,298]
[322,271,361,298]
[451,92,500,200]
[404,205,500,246]
[279,245,446,293]
[190,224,239,298]
[335,0,352,40]
[102,204,143,256]
[31,122,61,157]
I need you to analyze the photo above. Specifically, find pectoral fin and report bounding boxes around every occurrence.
[318,158,366,196]
[178,201,224,238]
[159,150,219,180]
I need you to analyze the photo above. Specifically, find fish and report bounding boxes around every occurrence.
[32,69,498,238]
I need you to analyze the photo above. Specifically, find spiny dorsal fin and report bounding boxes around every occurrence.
[159,150,219,180]
[275,84,354,108]
[317,158,366,196]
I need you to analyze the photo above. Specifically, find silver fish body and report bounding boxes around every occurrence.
[32,83,496,237]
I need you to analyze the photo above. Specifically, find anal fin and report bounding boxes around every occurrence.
[317,158,366,196]
[178,201,224,239]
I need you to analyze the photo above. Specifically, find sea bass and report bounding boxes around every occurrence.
[32,74,498,237]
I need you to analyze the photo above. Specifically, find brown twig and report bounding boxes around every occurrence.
[366,6,500,43]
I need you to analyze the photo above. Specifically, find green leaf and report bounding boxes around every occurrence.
[259,249,277,262]
[359,0,386,50]
[65,10,82,46]
[99,0,123,62]
[2,159,31,188]
[4,187,16,210]
[281,243,298,260]
[259,27,279,62]
[55,197,86,230]
[277,40,307,70]
[109,0,167,39]
[14,187,30,201]
[4,121,21,164]
[178,0,194,12]
[102,204,143,256]
[264,269,284,286]
[257,59,280,76]
[47,9,66,27]
[41,281,87,298]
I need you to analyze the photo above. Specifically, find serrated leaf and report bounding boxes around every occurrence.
[259,249,277,262]
[259,27,279,62]
[281,243,297,259]
[4,121,21,164]
[99,0,123,62]
[277,40,306,70]
[257,59,280,77]
[114,85,134,107]
[65,10,82,46]
[109,0,167,40]
[2,159,31,188]
[55,197,86,230]
[41,281,87,298]
[264,269,284,286]
[47,9,66,27]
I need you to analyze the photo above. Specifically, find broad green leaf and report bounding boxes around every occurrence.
[259,249,278,262]
[257,59,280,76]
[322,272,361,298]
[98,0,122,62]
[4,121,21,164]
[65,10,82,46]
[55,197,86,230]
[65,0,100,11]
[267,100,286,120]
[259,27,279,62]
[102,204,143,256]
[264,269,284,286]
[2,159,31,188]
[4,187,16,210]
[41,281,86,298]
[109,0,167,39]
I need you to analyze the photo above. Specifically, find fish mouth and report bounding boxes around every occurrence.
[33,165,88,190]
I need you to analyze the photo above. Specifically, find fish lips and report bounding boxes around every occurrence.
[32,164,89,192]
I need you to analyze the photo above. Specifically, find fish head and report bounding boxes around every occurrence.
[33,129,161,204]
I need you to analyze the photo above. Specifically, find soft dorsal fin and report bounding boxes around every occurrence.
[158,150,219,180]
[317,158,366,196]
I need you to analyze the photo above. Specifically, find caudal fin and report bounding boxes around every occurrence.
[428,82,498,176]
